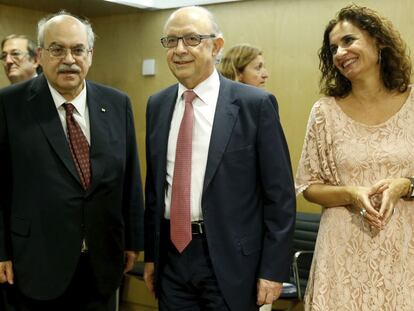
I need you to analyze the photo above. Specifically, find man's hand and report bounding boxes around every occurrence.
[144,262,155,296]
[257,278,282,305]
[0,261,13,284]
[124,251,139,273]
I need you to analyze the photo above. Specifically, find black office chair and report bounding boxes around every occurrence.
[273,212,321,310]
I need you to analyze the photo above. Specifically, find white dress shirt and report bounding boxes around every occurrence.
[47,81,90,144]
[164,69,220,221]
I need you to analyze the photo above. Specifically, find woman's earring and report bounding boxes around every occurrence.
[378,49,382,65]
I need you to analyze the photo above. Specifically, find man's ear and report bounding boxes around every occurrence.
[32,54,40,68]
[212,36,224,57]
[36,47,43,66]
[88,48,94,66]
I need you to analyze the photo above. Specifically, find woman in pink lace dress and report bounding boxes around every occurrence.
[296,5,414,311]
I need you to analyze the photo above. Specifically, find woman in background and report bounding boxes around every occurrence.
[219,44,268,88]
[296,5,414,310]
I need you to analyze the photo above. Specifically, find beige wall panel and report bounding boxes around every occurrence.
[89,0,414,213]
[89,0,413,212]
[2,0,413,212]
[0,4,47,87]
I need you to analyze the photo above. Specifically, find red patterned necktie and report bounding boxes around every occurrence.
[64,103,91,190]
[170,90,197,253]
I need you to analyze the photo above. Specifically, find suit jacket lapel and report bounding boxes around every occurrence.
[203,77,239,192]
[28,75,81,185]
[86,81,108,194]
[154,86,178,201]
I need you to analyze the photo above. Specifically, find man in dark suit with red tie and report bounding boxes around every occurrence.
[0,11,144,311]
[144,6,296,311]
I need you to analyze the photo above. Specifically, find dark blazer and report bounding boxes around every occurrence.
[0,74,144,300]
[144,76,296,311]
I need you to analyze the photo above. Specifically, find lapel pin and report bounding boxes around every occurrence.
[101,108,106,112]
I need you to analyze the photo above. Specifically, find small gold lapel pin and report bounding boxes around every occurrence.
[101,108,106,112]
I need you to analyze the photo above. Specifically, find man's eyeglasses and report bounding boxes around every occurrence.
[160,34,216,48]
[0,50,29,63]
[42,45,92,59]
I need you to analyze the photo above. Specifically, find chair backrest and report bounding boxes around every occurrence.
[294,212,320,251]
[292,212,321,298]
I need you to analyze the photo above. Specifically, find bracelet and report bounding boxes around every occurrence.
[403,177,414,200]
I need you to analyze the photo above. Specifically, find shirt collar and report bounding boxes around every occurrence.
[47,80,88,117]
[177,69,220,105]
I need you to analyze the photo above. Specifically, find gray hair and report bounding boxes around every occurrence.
[164,6,223,62]
[164,6,222,36]
[37,10,95,49]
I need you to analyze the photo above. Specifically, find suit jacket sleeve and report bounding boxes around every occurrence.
[257,94,296,282]
[122,96,144,251]
[144,96,156,262]
[0,93,12,261]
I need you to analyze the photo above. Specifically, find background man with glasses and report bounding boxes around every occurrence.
[144,6,296,311]
[1,34,40,85]
[0,11,144,311]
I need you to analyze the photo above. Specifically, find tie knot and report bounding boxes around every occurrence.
[183,90,197,104]
[63,103,75,115]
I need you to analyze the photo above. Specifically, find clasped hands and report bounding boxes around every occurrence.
[351,178,409,230]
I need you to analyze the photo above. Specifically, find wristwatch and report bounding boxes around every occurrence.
[404,177,414,200]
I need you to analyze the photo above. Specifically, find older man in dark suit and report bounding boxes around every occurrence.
[0,11,144,311]
[144,6,296,311]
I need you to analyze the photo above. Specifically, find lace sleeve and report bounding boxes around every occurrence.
[295,98,341,195]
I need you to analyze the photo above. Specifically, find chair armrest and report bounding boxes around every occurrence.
[292,250,314,300]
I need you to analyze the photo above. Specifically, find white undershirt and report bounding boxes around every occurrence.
[164,69,220,221]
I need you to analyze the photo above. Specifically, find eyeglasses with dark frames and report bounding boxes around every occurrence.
[0,50,29,63]
[160,34,216,48]
[42,45,92,59]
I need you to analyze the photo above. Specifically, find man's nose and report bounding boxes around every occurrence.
[62,49,76,63]
[174,39,187,53]
[5,53,15,64]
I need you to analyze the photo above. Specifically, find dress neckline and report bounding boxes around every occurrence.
[330,86,413,128]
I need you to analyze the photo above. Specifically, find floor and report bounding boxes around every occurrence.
[120,302,157,311]
[120,300,305,311]
[120,273,304,311]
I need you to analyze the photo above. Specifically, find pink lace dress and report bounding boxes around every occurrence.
[296,89,414,311]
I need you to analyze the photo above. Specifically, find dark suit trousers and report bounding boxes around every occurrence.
[7,254,116,311]
[159,222,230,311]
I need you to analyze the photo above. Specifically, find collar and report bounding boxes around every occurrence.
[47,80,88,117]
[177,69,220,104]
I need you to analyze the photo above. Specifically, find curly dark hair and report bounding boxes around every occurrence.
[319,4,411,97]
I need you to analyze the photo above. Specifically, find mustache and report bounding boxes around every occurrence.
[57,64,81,73]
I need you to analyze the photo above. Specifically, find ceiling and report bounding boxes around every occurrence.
[104,0,243,10]
[0,0,141,16]
[0,0,244,16]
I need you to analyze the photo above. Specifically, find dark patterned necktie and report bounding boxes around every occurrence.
[64,103,91,190]
[170,90,197,253]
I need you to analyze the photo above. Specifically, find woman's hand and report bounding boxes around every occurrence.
[348,186,382,229]
[369,178,410,228]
